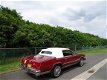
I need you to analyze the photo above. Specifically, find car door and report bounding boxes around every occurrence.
[71,52,81,63]
[62,50,74,67]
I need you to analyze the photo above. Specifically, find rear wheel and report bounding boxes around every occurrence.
[51,65,61,78]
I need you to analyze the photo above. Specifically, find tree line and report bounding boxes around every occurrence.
[0,6,107,48]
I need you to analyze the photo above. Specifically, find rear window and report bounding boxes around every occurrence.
[41,51,52,54]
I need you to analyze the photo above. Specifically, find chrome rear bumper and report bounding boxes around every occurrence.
[20,64,50,76]
[26,68,41,76]
[20,64,41,76]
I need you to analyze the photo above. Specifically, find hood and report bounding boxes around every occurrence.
[30,55,55,63]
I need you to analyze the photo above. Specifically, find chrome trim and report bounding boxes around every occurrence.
[39,70,50,75]
[62,61,79,69]
[26,68,41,76]
[26,68,50,76]
[63,59,80,65]
[21,64,51,76]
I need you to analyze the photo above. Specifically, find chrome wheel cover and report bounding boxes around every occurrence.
[80,59,84,66]
[54,66,61,77]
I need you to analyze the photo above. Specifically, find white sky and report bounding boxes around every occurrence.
[1,0,107,38]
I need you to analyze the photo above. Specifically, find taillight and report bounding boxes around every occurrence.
[24,60,27,64]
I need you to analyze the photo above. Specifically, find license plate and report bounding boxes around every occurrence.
[27,64,32,68]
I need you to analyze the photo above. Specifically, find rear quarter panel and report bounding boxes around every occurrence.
[40,57,64,72]
[40,58,56,72]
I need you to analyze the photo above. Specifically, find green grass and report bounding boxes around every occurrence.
[0,58,20,74]
[77,48,107,54]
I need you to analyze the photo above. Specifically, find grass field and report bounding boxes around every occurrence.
[0,58,20,74]
[78,48,107,54]
[0,48,107,74]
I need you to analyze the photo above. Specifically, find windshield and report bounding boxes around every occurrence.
[40,51,52,54]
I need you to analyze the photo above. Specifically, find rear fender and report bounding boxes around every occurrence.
[51,62,62,70]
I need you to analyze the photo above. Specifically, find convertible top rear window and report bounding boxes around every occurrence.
[41,51,52,54]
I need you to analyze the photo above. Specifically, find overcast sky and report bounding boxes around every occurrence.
[1,0,107,38]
